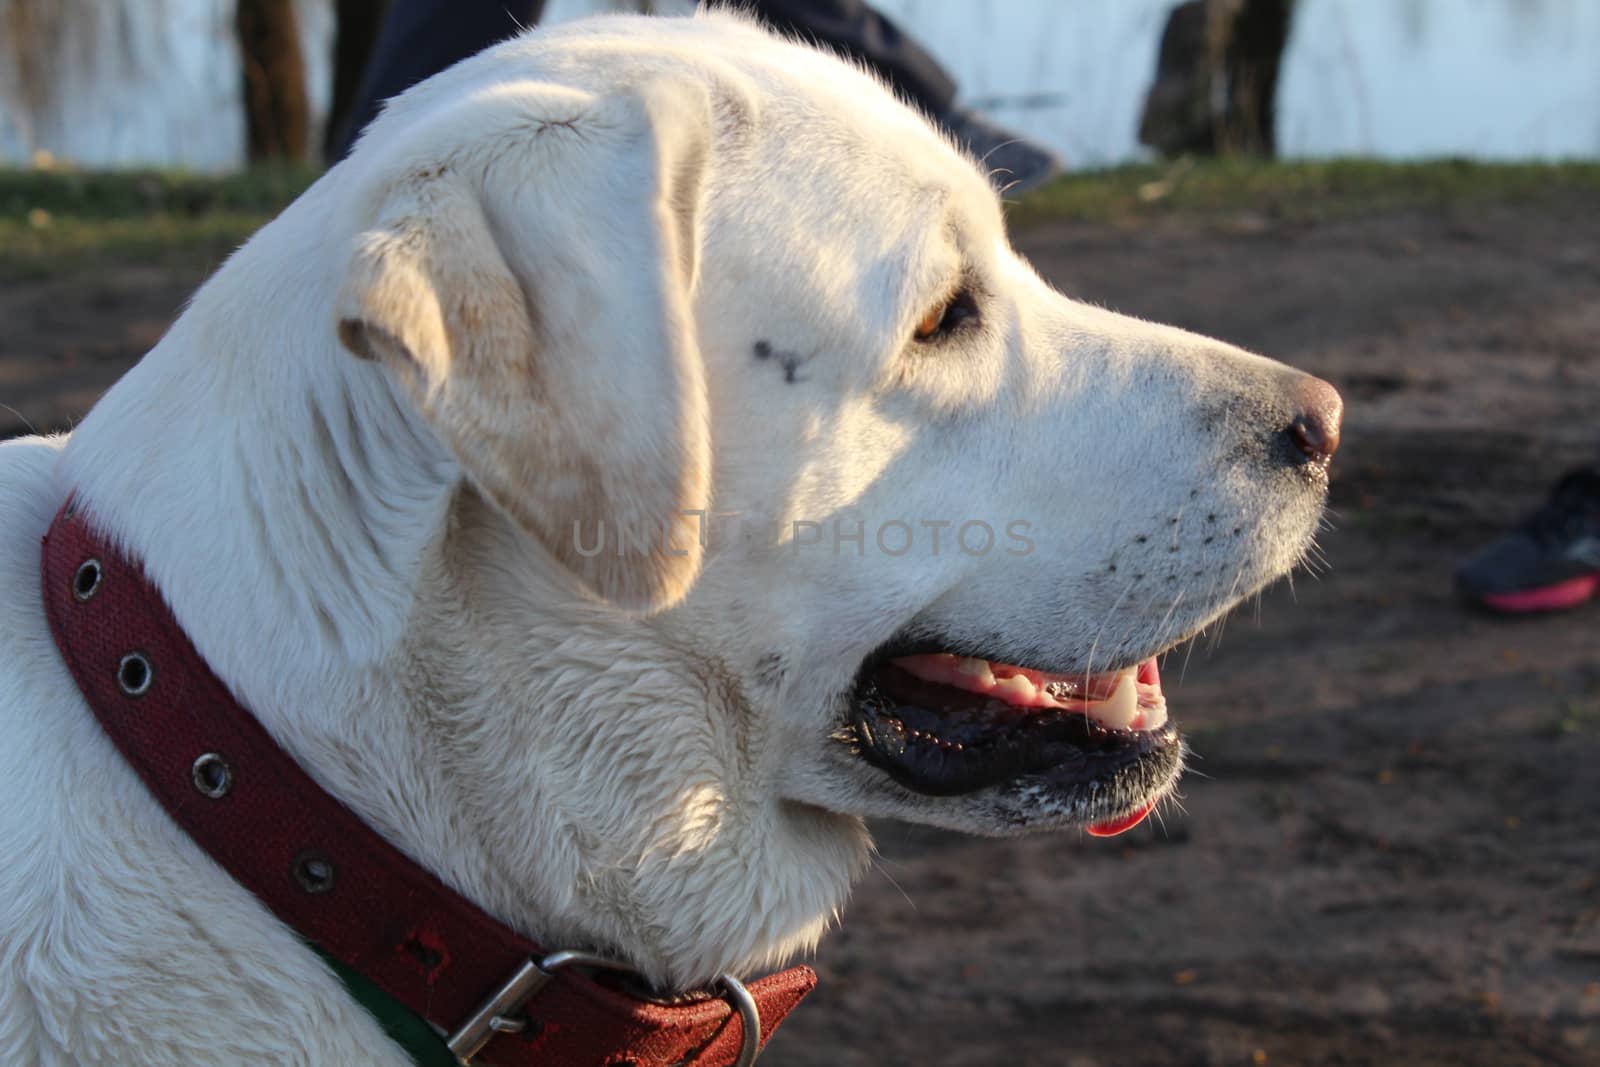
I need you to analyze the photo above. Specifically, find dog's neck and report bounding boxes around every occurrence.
[55,225,867,989]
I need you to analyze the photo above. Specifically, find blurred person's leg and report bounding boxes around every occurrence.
[1455,463,1600,613]
[733,0,954,116]
[325,0,392,160]
[330,1,546,162]
[330,0,1061,196]
[727,0,1060,194]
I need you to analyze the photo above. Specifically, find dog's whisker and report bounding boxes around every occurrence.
[1178,629,1202,685]
[975,136,1026,170]
[869,859,918,911]
[0,403,39,436]
[1150,801,1177,839]
[1154,587,1188,654]
[1084,577,1138,693]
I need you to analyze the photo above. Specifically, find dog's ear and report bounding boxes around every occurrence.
[336,80,712,613]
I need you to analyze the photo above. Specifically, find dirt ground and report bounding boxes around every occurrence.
[3,194,1598,1066]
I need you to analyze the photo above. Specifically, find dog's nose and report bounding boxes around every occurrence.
[1287,376,1343,464]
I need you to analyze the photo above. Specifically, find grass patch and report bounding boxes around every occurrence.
[6,159,1600,280]
[0,214,284,281]
[0,164,316,221]
[1010,158,1600,227]
[0,164,316,281]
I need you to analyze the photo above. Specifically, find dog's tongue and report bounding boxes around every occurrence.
[1086,801,1154,837]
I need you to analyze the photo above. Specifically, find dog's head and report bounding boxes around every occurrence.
[332,12,1337,973]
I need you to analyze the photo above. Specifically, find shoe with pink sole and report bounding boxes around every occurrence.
[1456,466,1600,614]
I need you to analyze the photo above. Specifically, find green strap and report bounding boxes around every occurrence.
[314,946,462,1067]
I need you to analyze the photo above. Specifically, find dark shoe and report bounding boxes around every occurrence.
[939,107,1064,198]
[1455,466,1600,613]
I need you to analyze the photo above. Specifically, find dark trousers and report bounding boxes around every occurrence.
[330,0,957,160]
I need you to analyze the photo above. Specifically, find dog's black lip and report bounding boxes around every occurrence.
[844,631,1183,799]
[852,693,1179,798]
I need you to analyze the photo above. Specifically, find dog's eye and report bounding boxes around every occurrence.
[912,288,979,343]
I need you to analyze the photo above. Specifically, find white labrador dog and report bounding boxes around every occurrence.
[0,12,1339,1064]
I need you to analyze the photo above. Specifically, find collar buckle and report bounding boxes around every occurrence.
[446,951,762,1067]
[446,950,623,1063]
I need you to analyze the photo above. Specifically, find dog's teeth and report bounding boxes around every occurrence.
[891,654,1164,725]
[953,657,996,686]
[1085,673,1138,730]
[990,674,1036,705]
[1135,682,1168,730]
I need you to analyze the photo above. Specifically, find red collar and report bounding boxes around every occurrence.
[41,500,814,1066]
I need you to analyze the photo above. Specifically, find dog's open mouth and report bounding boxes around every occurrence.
[850,650,1181,834]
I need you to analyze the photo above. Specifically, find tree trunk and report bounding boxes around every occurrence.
[236,0,310,163]
[1218,0,1292,156]
[1139,0,1293,158]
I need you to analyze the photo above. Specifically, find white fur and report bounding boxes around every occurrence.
[0,12,1329,1063]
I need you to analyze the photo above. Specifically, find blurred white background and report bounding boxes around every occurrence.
[3,0,1599,169]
